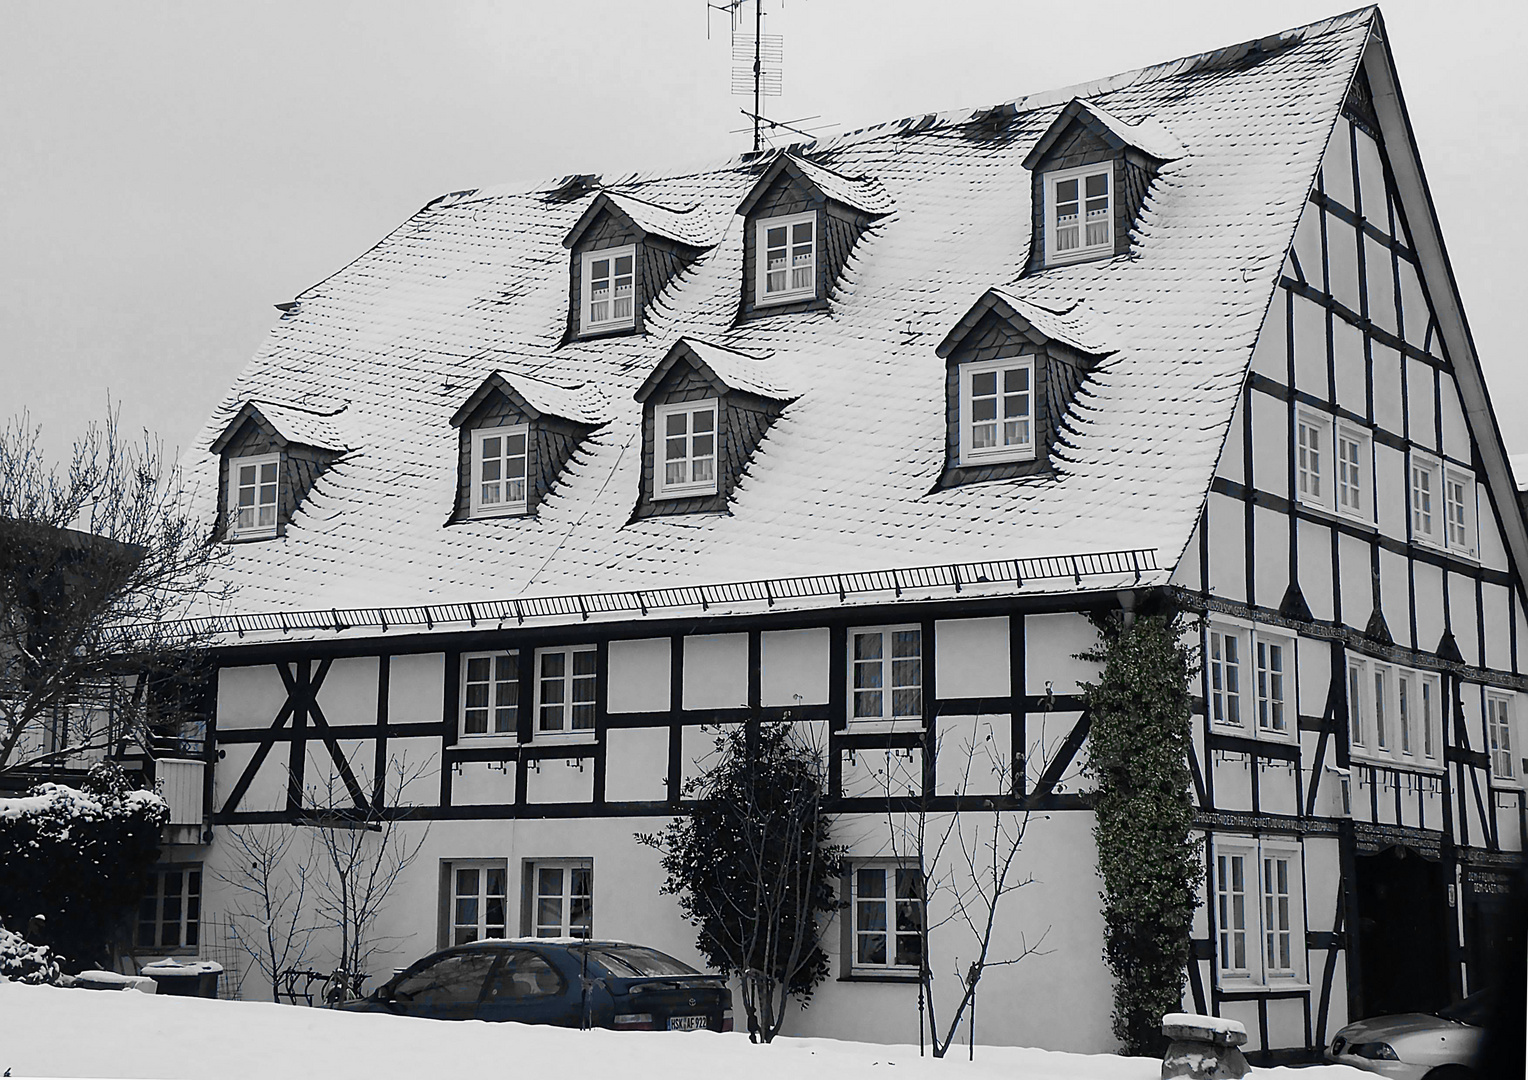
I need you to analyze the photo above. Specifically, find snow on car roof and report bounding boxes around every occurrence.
[179,9,1375,638]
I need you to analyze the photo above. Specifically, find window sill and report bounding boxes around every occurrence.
[1216,978,1311,993]
[1350,753,1446,776]
[1043,249,1115,269]
[580,321,637,338]
[845,720,925,735]
[653,486,720,502]
[227,530,279,543]
[838,971,922,984]
[455,734,521,749]
[756,290,817,307]
[959,449,1037,468]
[529,731,598,746]
[469,505,528,520]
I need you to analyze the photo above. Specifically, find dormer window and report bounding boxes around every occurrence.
[960,358,1034,463]
[470,424,529,517]
[210,400,350,542]
[656,399,719,498]
[450,372,606,523]
[581,246,635,332]
[229,453,280,539]
[633,338,793,518]
[757,212,817,304]
[936,289,1108,487]
[736,153,891,322]
[562,192,717,340]
[1022,98,1182,274]
[1046,165,1112,263]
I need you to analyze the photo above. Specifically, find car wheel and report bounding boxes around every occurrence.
[1422,1066,1476,1080]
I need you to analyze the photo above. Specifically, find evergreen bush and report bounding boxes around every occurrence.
[1080,609,1202,1056]
[0,761,167,971]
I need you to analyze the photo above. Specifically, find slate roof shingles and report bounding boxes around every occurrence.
[184,9,1373,625]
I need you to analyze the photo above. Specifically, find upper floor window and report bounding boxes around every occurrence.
[756,212,816,304]
[229,453,280,540]
[1411,455,1477,559]
[655,399,719,499]
[1487,692,1517,785]
[461,652,518,739]
[1296,411,1370,523]
[1208,623,1291,740]
[849,625,922,727]
[1444,466,1476,557]
[581,246,635,333]
[471,426,528,518]
[1347,654,1442,770]
[535,645,597,739]
[959,358,1034,464]
[1045,165,1111,264]
[1411,455,1439,545]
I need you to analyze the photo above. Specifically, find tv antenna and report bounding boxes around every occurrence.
[707,0,822,151]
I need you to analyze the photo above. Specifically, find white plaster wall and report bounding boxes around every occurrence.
[1440,378,1470,464]
[1322,118,1355,208]
[1295,637,1331,719]
[1024,612,1099,696]
[1448,572,1480,666]
[932,714,1009,797]
[1025,710,1085,794]
[1367,233,1397,336]
[1249,308,1285,382]
[1337,532,1372,632]
[1355,126,1386,223]
[387,654,444,726]
[312,657,377,727]
[453,761,517,806]
[1479,492,1509,574]
[604,727,668,802]
[935,617,1009,698]
[216,665,289,730]
[524,757,594,803]
[761,628,829,706]
[1372,341,1405,436]
[1249,380,1290,497]
[1483,585,1512,672]
[607,638,670,713]
[1253,506,1289,610]
[1215,754,1253,813]
[386,737,442,806]
[682,633,748,710]
[214,742,285,812]
[1207,492,1247,602]
[1292,293,1328,400]
[1378,547,1413,649]
[1405,356,1436,450]
[1373,441,1408,539]
[1259,761,1299,816]
[1267,997,1306,1053]
[1332,320,1366,416]
[1171,521,1203,589]
[1397,258,1428,348]
[1412,564,1444,654]
[1298,523,1335,621]
[1290,202,1323,288]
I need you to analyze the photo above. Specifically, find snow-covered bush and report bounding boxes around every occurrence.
[0,921,64,985]
[0,761,167,971]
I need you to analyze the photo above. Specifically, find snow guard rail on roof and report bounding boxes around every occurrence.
[180,548,1159,639]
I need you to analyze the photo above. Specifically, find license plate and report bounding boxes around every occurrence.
[667,1016,708,1031]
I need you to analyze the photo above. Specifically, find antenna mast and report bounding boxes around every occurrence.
[708,0,785,152]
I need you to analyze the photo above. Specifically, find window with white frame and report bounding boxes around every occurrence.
[1261,851,1297,978]
[529,860,593,938]
[448,860,507,946]
[1410,454,1441,546]
[136,865,201,950]
[1296,412,1333,511]
[959,357,1034,464]
[535,645,597,737]
[1208,628,1243,727]
[1215,848,1250,978]
[1336,426,1371,521]
[1254,633,1291,736]
[461,652,518,738]
[1214,841,1303,986]
[1348,654,1443,769]
[581,246,636,332]
[1444,466,1476,557]
[848,625,922,725]
[1209,624,1292,739]
[1045,165,1112,263]
[655,399,719,499]
[756,212,816,303]
[228,453,280,539]
[470,425,529,517]
[850,863,924,973]
[1487,692,1517,784]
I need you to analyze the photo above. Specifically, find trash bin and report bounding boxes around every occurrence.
[140,959,222,998]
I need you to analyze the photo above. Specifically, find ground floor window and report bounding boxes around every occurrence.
[448,860,508,946]
[137,865,201,951]
[527,860,593,938]
[849,863,923,974]
[1212,839,1304,987]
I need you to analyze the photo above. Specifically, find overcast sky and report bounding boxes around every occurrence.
[4,1,1525,467]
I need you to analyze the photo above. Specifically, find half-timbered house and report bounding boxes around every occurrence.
[149,7,1525,1059]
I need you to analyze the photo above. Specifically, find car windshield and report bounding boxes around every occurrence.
[585,945,697,978]
[1436,988,1494,1026]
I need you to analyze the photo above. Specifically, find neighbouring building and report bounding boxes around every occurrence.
[149,7,1524,1059]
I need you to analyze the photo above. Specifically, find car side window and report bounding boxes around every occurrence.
[392,951,497,1007]
[485,949,564,1000]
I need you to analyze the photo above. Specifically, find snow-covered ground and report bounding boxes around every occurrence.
[0,982,1353,1080]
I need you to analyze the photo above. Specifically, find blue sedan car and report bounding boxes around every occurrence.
[343,940,733,1032]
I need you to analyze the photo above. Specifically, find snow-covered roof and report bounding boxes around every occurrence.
[181,8,1378,637]
[450,372,607,428]
[209,399,353,454]
[564,191,720,250]
[636,339,793,404]
[1023,98,1187,171]
[937,291,1113,360]
[781,154,894,217]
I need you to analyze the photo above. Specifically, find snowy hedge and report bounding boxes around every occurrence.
[0,921,64,984]
[0,761,167,971]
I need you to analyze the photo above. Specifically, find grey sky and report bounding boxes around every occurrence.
[3,1,1524,466]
